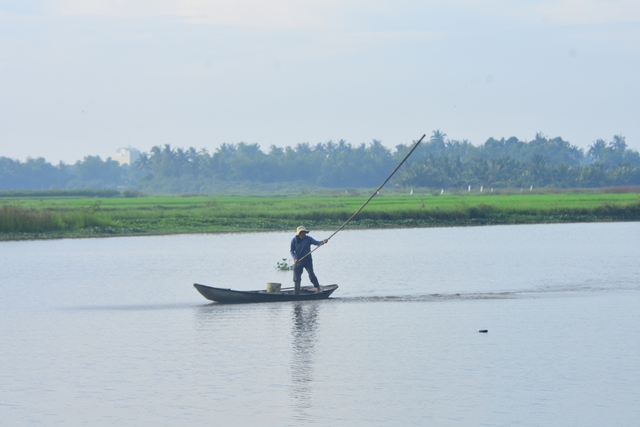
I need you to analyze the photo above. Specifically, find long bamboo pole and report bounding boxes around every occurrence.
[297,133,426,263]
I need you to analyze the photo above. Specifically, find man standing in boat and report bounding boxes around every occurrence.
[290,226,328,294]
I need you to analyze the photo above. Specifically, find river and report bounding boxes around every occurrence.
[1,222,639,426]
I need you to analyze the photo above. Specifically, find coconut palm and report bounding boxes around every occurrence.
[534,132,547,142]
[588,139,607,162]
[430,130,447,145]
[134,152,152,175]
[611,135,627,152]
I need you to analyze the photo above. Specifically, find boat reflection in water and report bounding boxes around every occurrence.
[290,302,319,422]
[191,299,325,423]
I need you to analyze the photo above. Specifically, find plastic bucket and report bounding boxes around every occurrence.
[266,282,281,293]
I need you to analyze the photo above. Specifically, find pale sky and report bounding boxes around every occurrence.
[1,0,639,164]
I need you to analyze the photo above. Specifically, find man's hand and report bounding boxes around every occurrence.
[322,239,328,244]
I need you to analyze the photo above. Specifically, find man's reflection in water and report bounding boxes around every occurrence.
[290,302,319,420]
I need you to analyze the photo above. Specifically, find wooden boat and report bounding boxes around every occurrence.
[193,283,339,304]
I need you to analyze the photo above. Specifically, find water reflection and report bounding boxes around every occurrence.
[290,302,319,422]
[191,301,323,423]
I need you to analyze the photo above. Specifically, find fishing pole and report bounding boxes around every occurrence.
[297,133,426,263]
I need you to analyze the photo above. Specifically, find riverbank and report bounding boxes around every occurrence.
[2,191,640,240]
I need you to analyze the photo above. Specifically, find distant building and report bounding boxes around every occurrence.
[112,147,141,166]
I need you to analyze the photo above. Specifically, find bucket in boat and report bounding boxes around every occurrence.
[266,282,281,293]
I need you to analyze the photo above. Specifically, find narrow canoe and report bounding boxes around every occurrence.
[193,283,339,304]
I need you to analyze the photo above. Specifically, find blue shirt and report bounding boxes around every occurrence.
[290,235,322,262]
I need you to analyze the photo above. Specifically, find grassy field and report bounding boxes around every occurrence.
[1,191,640,240]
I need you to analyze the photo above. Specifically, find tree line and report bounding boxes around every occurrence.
[2,132,639,193]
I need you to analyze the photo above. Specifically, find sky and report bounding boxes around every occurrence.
[1,0,639,164]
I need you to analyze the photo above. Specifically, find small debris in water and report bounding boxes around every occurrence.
[479,330,488,333]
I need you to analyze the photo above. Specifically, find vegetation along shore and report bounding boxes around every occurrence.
[1,188,639,241]
[2,133,640,193]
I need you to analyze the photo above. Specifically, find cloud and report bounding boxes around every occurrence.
[529,0,640,25]
[320,30,443,46]
[51,0,640,31]
[54,0,344,28]
[408,0,640,26]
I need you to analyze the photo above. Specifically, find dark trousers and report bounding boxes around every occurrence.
[293,259,320,288]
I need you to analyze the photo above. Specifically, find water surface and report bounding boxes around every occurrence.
[1,223,639,426]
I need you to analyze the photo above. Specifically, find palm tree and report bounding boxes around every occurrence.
[162,144,176,160]
[295,142,313,155]
[611,135,627,152]
[534,132,547,142]
[324,140,336,156]
[134,152,152,175]
[588,139,607,162]
[430,130,447,145]
[470,158,489,185]
[269,145,284,156]
[529,154,549,186]
[174,148,191,175]
[150,145,161,157]
[429,130,447,158]
[552,163,578,188]
[368,139,390,160]
[212,143,236,179]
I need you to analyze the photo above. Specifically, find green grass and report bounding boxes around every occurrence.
[1,191,640,240]
[0,205,112,233]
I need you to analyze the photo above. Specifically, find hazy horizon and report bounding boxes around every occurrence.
[1,1,639,164]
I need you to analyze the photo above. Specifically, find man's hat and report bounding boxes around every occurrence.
[296,225,309,235]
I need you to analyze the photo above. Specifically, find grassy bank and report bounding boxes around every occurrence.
[1,191,640,240]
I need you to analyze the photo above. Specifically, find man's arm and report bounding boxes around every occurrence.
[310,237,328,246]
[290,238,297,261]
